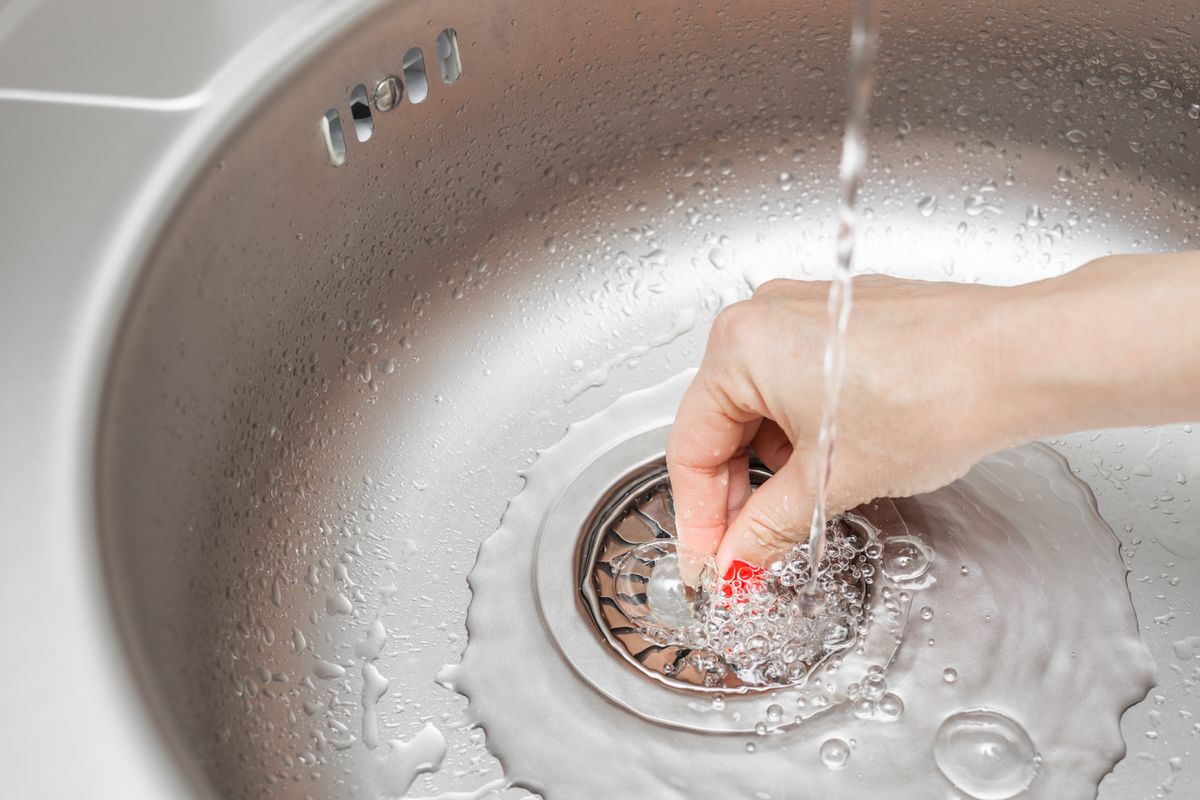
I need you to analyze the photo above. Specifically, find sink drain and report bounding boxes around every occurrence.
[529,414,905,733]
[580,465,767,691]
[450,373,915,736]
[579,464,873,693]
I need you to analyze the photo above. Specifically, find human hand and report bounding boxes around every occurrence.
[667,253,1200,584]
[666,276,1009,583]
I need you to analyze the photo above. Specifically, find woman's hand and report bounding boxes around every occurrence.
[666,253,1200,583]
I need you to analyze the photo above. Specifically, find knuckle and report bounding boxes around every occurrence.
[709,300,757,348]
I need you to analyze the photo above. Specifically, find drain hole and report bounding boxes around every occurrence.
[403,47,429,104]
[320,109,347,166]
[436,28,463,85]
[349,84,374,142]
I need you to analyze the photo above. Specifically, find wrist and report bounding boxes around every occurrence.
[980,253,1200,444]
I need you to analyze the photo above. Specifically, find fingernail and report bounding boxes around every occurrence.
[719,559,765,605]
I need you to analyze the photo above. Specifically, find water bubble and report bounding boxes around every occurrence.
[611,542,703,637]
[852,698,877,719]
[878,692,905,721]
[934,710,1039,799]
[880,535,934,582]
[861,672,887,701]
[820,738,851,769]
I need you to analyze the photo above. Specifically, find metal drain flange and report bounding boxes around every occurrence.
[534,426,908,733]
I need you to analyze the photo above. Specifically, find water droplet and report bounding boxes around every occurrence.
[920,606,934,621]
[1025,205,1044,228]
[373,724,448,796]
[313,659,346,680]
[917,195,938,216]
[326,592,353,615]
[934,710,1039,799]
[820,738,851,769]
[766,703,784,723]
[880,535,934,582]
[861,672,887,701]
[944,667,959,683]
[878,692,905,721]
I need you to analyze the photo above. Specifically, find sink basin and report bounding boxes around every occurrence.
[92,1,1199,797]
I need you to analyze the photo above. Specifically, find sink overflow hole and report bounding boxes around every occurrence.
[436,28,463,85]
[403,47,429,103]
[317,28,464,165]
[349,84,374,142]
[321,109,347,167]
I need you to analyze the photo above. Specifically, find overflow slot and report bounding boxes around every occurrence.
[403,47,429,104]
[320,109,347,166]
[349,84,374,142]
[436,28,463,85]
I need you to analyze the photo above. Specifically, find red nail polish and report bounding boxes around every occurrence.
[720,560,765,603]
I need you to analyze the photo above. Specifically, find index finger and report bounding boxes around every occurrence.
[666,375,759,573]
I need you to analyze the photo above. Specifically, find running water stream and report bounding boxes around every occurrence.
[806,0,881,590]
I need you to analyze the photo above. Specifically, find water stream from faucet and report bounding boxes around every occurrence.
[806,0,881,592]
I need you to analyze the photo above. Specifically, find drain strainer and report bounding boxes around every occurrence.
[532,423,909,733]
[579,465,873,692]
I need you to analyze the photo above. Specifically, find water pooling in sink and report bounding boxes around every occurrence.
[444,372,1155,799]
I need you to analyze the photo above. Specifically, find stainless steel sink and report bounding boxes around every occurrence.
[7,0,1199,797]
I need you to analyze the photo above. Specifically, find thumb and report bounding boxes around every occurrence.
[715,456,813,573]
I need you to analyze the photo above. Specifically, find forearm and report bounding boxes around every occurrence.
[984,252,1200,445]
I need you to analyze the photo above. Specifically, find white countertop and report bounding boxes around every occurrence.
[0,1,378,795]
